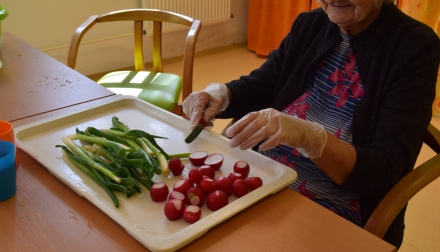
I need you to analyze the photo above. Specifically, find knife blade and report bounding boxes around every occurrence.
[185,118,207,144]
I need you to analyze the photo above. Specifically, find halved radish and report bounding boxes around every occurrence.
[183,205,202,224]
[199,178,217,194]
[228,172,244,184]
[233,160,250,177]
[189,151,209,166]
[204,153,224,171]
[150,182,169,202]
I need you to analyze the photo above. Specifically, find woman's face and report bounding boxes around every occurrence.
[319,0,381,36]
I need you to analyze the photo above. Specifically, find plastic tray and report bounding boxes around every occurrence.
[15,95,297,252]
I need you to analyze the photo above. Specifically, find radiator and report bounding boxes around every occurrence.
[141,0,231,33]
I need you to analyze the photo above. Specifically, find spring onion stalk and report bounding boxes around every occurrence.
[61,136,121,184]
[56,145,119,208]
[168,153,191,159]
[67,134,130,157]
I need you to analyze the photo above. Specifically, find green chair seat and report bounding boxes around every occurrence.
[98,71,182,111]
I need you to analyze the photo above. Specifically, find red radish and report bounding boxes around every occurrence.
[228,172,244,184]
[164,199,185,220]
[199,178,217,194]
[168,158,185,176]
[206,190,229,211]
[150,182,169,202]
[245,177,263,191]
[189,151,208,166]
[198,165,215,179]
[232,179,249,198]
[183,205,202,224]
[188,168,203,184]
[204,153,224,171]
[233,160,250,177]
[173,178,193,194]
[214,176,233,196]
[186,187,206,207]
[168,190,186,201]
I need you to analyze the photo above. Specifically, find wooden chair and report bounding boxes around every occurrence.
[364,123,440,238]
[67,9,202,116]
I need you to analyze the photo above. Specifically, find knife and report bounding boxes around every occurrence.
[185,118,207,143]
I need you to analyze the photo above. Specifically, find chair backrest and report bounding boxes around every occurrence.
[67,9,202,114]
[363,123,440,238]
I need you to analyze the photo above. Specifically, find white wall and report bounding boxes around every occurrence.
[1,0,248,76]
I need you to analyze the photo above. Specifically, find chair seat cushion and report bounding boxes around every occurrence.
[98,70,182,111]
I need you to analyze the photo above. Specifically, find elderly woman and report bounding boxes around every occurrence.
[183,0,440,248]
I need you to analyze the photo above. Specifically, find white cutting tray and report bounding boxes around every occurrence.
[15,95,297,252]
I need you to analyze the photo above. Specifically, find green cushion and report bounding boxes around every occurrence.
[98,71,182,111]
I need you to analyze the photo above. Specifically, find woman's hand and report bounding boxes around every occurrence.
[182,83,229,129]
[225,108,328,159]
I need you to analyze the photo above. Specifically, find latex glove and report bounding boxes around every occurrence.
[182,83,229,129]
[225,108,328,159]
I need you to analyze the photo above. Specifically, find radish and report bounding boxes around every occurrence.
[186,187,206,207]
[168,190,186,201]
[150,182,169,202]
[199,178,217,194]
[189,151,209,166]
[245,177,263,191]
[188,168,203,184]
[228,172,244,184]
[214,176,233,196]
[203,153,224,171]
[173,178,193,194]
[183,205,202,224]
[168,157,185,176]
[232,179,249,198]
[206,190,229,211]
[233,160,250,177]
[198,165,215,179]
[164,199,185,220]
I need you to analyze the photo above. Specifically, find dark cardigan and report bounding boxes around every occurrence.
[219,4,440,248]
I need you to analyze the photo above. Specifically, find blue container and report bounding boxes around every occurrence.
[0,140,16,201]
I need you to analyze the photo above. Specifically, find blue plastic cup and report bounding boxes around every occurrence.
[0,140,16,201]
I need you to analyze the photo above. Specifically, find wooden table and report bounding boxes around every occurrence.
[0,33,397,252]
[0,32,114,122]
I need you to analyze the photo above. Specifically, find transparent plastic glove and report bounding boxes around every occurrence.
[182,83,229,129]
[225,108,328,159]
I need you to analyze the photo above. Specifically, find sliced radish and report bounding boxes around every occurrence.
[203,153,224,171]
[214,176,233,196]
[233,160,250,177]
[232,179,249,198]
[189,151,209,166]
[168,190,186,201]
[150,182,169,202]
[245,177,263,191]
[206,190,229,211]
[183,205,202,224]
[173,178,193,194]
[186,187,206,207]
[198,165,215,179]
[164,199,185,220]
[168,158,185,176]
